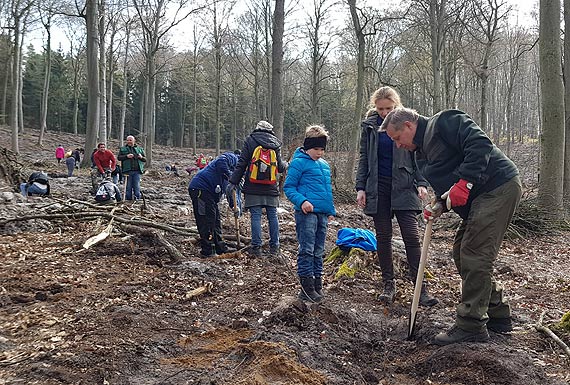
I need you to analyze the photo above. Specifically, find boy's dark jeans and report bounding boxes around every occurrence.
[295,211,327,277]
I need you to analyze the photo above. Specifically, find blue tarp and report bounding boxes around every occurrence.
[335,227,377,251]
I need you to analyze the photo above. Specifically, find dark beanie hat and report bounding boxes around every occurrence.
[303,136,327,150]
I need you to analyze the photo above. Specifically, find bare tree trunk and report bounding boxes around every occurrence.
[17,34,24,135]
[98,0,107,143]
[429,0,445,113]
[82,0,100,168]
[38,21,52,146]
[345,0,365,184]
[264,0,271,119]
[191,26,198,154]
[119,24,130,147]
[10,19,21,154]
[271,0,284,139]
[107,23,117,140]
[539,0,565,215]
[563,0,570,215]
[1,31,12,126]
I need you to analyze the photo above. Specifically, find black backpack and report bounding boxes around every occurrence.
[95,181,117,202]
[30,172,49,185]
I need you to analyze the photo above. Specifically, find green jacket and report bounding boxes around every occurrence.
[118,145,146,173]
[414,109,518,219]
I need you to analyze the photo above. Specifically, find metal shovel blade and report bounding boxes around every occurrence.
[408,219,433,339]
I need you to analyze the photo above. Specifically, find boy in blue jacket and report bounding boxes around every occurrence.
[189,152,238,257]
[284,125,336,302]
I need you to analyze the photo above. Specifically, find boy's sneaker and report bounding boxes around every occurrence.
[249,246,262,257]
[199,250,217,258]
[487,317,513,334]
[269,245,280,256]
[432,325,489,346]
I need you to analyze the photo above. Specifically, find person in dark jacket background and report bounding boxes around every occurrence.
[381,107,522,345]
[355,86,437,307]
[227,120,288,257]
[189,152,238,257]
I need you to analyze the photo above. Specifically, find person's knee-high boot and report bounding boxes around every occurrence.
[298,277,322,302]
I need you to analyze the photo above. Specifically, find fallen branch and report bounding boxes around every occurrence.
[83,220,114,249]
[535,311,570,358]
[0,211,198,236]
[185,282,213,299]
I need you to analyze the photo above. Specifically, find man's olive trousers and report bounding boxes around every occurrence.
[452,176,522,332]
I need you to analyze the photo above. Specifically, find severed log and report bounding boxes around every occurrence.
[535,311,570,358]
[185,282,213,299]
[119,224,184,263]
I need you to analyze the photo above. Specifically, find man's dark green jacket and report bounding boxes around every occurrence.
[413,109,518,219]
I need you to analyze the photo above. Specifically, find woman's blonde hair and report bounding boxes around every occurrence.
[305,125,329,139]
[369,86,402,109]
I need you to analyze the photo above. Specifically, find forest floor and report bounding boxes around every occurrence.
[0,126,569,385]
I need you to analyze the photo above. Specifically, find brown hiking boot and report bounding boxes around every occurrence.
[432,325,489,346]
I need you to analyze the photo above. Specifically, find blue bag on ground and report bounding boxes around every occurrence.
[335,227,377,251]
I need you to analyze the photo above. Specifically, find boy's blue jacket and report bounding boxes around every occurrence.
[189,152,238,201]
[283,147,336,216]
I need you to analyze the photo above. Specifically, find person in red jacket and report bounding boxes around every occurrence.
[93,143,117,175]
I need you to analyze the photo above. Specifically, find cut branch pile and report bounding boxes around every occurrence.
[0,197,198,262]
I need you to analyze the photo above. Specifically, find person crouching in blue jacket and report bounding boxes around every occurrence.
[284,125,336,302]
[189,152,238,257]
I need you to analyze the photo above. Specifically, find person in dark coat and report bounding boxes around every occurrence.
[381,107,522,345]
[189,152,238,257]
[355,86,437,307]
[227,121,288,257]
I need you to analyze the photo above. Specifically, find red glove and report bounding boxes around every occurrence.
[442,179,472,209]
[423,201,444,222]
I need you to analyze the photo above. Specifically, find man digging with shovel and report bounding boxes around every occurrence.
[381,108,522,345]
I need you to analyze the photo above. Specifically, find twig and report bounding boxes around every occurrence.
[535,310,570,358]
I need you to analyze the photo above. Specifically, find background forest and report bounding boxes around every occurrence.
[2,0,569,214]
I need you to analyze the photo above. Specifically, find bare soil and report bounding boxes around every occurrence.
[0,127,569,385]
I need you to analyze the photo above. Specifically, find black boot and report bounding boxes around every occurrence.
[378,280,396,304]
[419,282,438,307]
[314,276,324,298]
[298,277,322,302]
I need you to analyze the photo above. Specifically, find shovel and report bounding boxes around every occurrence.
[232,189,240,248]
[122,174,129,201]
[408,218,433,339]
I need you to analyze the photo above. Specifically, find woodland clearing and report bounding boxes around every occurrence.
[0,126,569,385]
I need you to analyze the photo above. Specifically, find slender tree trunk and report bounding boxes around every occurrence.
[539,0,565,215]
[18,29,24,135]
[119,25,130,147]
[564,0,570,210]
[345,0,365,183]
[271,0,284,139]
[98,0,107,144]
[38,23,52,145]
[82,0,101,168]
[192,27,198,154]
[10,19,21,154]
[1,32,12,126]
[107,24,116,140]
